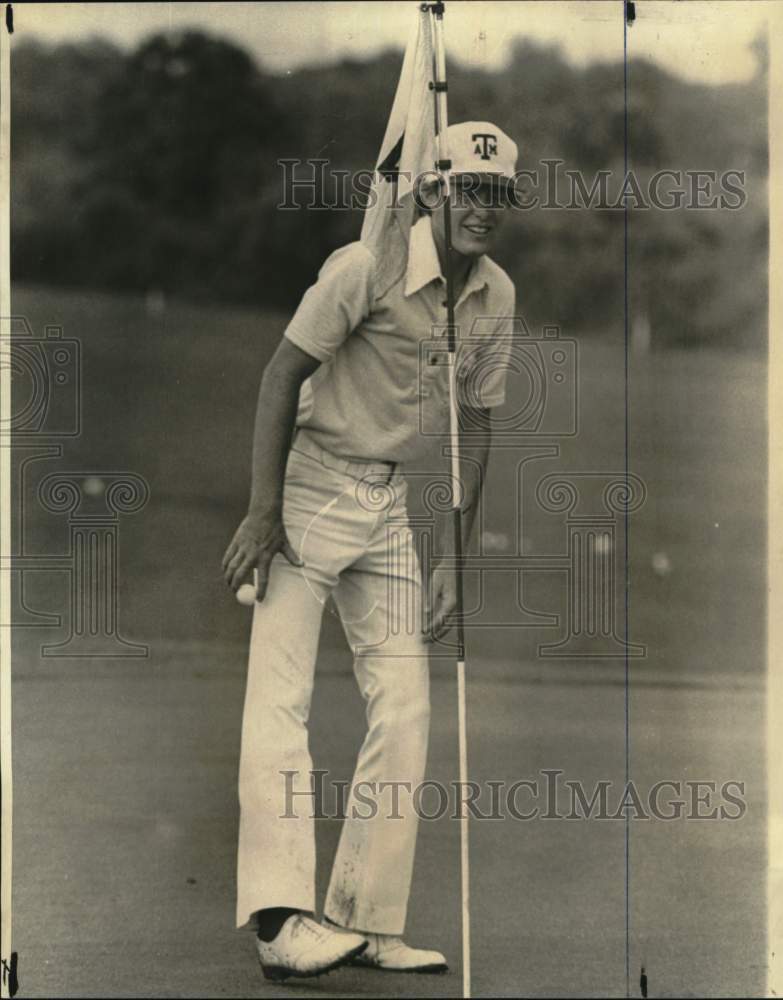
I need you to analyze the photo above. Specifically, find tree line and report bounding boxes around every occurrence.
[11,30,767,348]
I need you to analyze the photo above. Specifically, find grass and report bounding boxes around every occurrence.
[11,283,766,681]
[8,284,767,997]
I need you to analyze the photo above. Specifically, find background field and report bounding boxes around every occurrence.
[10,283,766,997]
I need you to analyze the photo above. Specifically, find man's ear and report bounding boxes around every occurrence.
[414,177,443,215]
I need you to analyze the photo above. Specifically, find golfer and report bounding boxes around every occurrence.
[222,121,518,982]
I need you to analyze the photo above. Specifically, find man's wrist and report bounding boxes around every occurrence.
[246,499,282,524]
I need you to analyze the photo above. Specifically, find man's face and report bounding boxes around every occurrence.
[430,183,507,259]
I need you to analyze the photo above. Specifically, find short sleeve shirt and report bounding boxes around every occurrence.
[283,215,516,464]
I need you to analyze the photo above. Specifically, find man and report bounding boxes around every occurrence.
[222,121,518,982]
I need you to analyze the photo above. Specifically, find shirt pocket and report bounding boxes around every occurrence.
[418,340,450,399]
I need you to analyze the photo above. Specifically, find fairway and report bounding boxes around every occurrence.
[9,285,767,997]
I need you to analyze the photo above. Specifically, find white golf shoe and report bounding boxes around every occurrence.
[255,913,368,982]
[324,919,448,973]
[355,933,449,973]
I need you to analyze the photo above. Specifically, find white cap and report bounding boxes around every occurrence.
[427,121,518,181]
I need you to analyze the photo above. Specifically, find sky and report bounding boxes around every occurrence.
[12,1,769,86]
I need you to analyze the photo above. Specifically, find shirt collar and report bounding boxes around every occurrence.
[404,215,490,301]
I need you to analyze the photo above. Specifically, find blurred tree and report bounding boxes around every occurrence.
[10,30,768,349]
[71,31,296,299]
[85,32,277,213]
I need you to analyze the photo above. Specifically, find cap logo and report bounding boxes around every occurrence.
[472,132,498,160]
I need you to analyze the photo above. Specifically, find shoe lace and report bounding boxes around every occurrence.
[290,915,325,943]
[371,933,404,954]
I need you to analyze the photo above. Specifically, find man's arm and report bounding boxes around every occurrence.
[222,242,374,602]
[425,405,492,642]
[222,338,320,600]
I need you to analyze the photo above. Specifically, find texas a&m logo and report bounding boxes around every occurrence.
[472,132,498,160]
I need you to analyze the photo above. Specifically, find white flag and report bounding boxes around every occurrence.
[361,8,436,267]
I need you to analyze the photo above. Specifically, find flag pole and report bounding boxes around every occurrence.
[425,4,471,997]
[0,8,15,999]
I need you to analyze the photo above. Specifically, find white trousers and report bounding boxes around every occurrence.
[236,430,431,934]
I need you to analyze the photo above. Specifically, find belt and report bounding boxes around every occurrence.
[291,428,400,482]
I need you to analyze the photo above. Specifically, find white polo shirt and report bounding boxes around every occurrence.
[283,215,516,464]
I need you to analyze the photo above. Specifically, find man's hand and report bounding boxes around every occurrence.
[424,563,458,643]
[222,511,303,602]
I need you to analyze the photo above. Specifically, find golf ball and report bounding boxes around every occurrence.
[652,552,672,576]
[83,476,105,497]
[236,583,256,606]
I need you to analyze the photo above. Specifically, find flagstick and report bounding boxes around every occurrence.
[428,5,471,997]
[0,11,14,1000]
